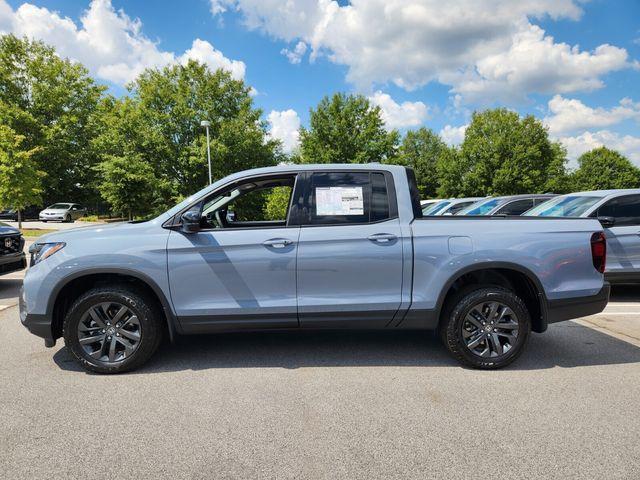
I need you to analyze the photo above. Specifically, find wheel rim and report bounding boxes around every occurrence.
[461,301,519,358]
[77,302,141,363]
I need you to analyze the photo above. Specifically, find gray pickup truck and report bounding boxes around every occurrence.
[20,164,609,373]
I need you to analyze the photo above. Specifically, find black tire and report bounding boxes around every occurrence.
[63,286,163,373]
[42,220,47,223]
[440,286,531,369]
[65,215,72,223]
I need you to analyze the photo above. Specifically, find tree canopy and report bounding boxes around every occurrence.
[0,124,44,227]
[393,127,445,198]
[0,34,104,206]
[438,109,570,197]
[572,147,640,191]
[299,93,399,164]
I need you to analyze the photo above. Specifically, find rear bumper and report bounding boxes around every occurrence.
[19,288,56,347]
[545,283,610,325]
[0,252,26,275]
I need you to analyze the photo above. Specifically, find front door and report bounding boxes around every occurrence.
[167,174,301,331]
[595,195,640,274]
[295,171,404,328]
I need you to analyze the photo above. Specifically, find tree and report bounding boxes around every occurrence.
[572,147,640,190]
[395,128,446,197]
[95,155,157,220]
[436,146,468,197]
[299,93,399,164]
[105,60,280,208]
[0,34,105,205]
[440,109,569,196]
[0,125,44,228]
[264,187,292,220]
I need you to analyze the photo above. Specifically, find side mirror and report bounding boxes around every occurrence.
[597,216,615,228]
[181,210,201,233]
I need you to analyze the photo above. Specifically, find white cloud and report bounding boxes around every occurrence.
[211,0,634,103]
[544,95,640,135]
[0,0,245,85]
[281,41,307,64]
[559,130,640,165]
[179,38,245,80]
[440,124,467,146]
[449,24,630,103]
[368,91,428,130]
[267,109,301,153]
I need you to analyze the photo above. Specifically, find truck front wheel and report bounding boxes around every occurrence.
[63,286,163,373]
[440,287,531,369]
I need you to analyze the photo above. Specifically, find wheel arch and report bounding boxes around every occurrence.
[435,262,548,333]
[48,268,178,341]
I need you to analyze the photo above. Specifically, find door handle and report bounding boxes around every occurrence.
[263,238,293,248]
[368,233,397,243]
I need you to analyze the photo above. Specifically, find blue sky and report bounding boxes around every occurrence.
[1,0,639,164]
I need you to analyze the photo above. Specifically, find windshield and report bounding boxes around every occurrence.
[525,195,603,217]
[458,198,501,215]
[423,200,451,215]
[48,203,71,209]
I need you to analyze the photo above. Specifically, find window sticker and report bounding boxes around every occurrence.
[315,186,364,216]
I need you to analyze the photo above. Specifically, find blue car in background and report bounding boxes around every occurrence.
[526,189,640,284]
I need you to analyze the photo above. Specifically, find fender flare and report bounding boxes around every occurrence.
[434,261,548,331]
[48,267,179,341]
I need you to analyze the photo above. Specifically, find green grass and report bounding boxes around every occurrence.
[20,228,56,238]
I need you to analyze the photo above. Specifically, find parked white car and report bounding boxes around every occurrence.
[39,203,87,223]
[423,197,485,216]
[526,189,640,283]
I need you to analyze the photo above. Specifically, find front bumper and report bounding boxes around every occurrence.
[545,282,610,325]
[40,215,64,221]
[19,287,56,347]
[0,252,26,275]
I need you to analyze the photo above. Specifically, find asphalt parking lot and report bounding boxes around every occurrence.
[1,264,639,479]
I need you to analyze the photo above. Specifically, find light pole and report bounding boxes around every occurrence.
[200,120,212,185]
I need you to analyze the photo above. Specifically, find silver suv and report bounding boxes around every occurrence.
[526,189,640,284]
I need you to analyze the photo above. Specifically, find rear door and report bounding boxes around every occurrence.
[593,195,640,274]
[296,171,404,328]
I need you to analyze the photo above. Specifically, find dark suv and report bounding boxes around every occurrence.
[0,222,26,276]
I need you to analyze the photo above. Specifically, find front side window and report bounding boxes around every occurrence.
[197,175,296,229]
[305,172,391,225]
[595,195,640,226]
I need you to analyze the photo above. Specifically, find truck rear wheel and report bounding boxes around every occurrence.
[440,286,531,369]
[63,286,163,374]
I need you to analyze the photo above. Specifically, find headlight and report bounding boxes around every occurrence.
[29,242,66,265]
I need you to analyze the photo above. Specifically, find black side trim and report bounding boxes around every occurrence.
[545,283,610,324]
[180,313,298,334]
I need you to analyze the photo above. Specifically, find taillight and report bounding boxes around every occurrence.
[590,232,606,274]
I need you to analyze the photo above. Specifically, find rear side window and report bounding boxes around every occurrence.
[304,172,392,225]
[596,195,640,226]
[495,199,534,216]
